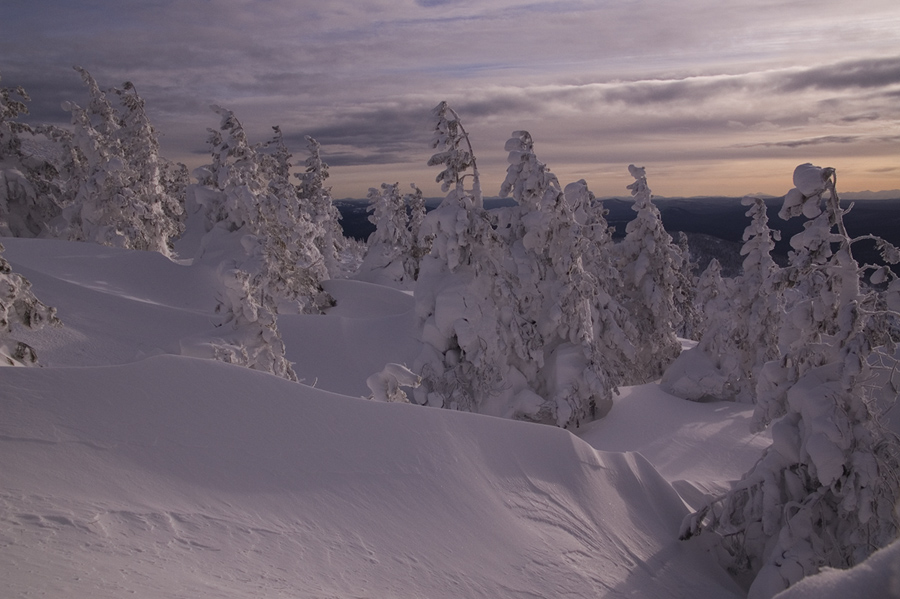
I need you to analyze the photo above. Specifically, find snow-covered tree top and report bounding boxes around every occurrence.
[427,101,481,206]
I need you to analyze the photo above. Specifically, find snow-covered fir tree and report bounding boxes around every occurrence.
[729,196,784,401]
[426,101,482,209]
[663,196,784,403]
[403,183,431,281]
[565,179,639,391]
[493,131,624,426]
[191,106,331,314]
[673,231,701,340]
[615,165,682,383]
[0,75,62,238]
[693,257,728,339]
[680,164,900,599]
[412,103,513,414]
[46,67,185,254]
[186,106,335,380]
[415,124,633,428]
[0,241,60,365]
[355,182,417,288]
[296,136,347,277]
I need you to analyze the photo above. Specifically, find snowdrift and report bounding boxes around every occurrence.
[1,356,741,598]
[0,236,772,597]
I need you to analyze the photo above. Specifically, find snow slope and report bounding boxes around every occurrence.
[0,237,773,597]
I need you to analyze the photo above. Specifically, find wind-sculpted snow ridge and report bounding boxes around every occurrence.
[1,356,742,599]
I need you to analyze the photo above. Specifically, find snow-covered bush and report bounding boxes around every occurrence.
[45,67,185,254]
[680,164,900,599]
[366,363,422,403]
[0,241,60,365]
[207,261,298,382]
[615,165,682,383]
[0,75,62,238]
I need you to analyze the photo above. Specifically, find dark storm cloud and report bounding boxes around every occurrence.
[841,113,881,123]
[598,77,747,106]
[292,105,434,147]
[736,134,900,149]
[774,56,900,92]
[416,0,459,6]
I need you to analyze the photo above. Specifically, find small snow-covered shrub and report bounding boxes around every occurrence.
[366,363,422,403]
[0,242,60,365]
[0,75,62,238]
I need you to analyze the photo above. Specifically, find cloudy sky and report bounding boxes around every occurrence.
[3,0,900,198]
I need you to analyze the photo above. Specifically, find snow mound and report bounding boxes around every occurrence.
[771,538,900,599]
[1,238,420,397]
[578,382,771,505]
[1,355,741,598]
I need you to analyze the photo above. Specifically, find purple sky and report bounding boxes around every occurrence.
[3,0,900,198]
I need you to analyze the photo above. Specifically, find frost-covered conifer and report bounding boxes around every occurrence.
[615,165,682,383]
[296,136,345,277]
[0,75,62,238]
[729,196,784,400]
[413,103,509,412]
[567,180,639,389]
[404,183,431,280]
[415,125,630,427]
[496,132,604,425]
[186,107,334,380]
[664,196,784,403]
[210,262,298,382]
[680,164,900,599]
[427,101,482,208]
[356,182,420,288]
[50,67,185,254]
[0,242,60,366]
[673,232,701,340]
[495,132,638,425]
[193,106,332,315]
[693,258,727,338]
[661,257,737,402]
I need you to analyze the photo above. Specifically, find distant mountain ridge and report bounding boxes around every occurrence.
[335,195,900,278]
[840,190,900,200]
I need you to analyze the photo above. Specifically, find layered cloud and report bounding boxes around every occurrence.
[3,0,899,197]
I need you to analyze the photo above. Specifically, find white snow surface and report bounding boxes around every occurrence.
[1,237,779,598]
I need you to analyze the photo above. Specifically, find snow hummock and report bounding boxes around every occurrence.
[1,236,774,598]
